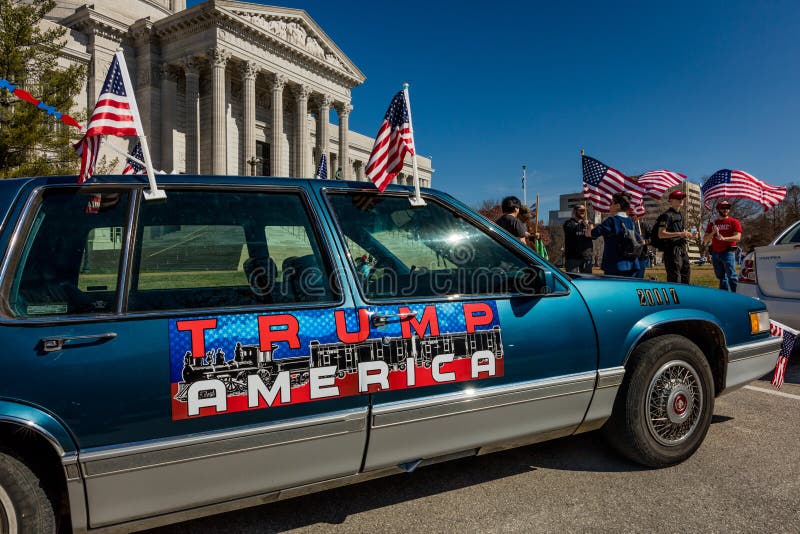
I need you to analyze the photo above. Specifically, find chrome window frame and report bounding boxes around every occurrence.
[0,184,137,323]
[0,183,346,324]
[320,188,571,305]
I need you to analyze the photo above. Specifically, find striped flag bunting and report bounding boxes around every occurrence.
[637,170,686,199]
[581,155,645,213]
[770,320,797,389]
[366,90,415,192]
[701,169,786,211]
[0,77,82,130]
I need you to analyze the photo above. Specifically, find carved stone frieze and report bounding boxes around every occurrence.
[231,12,350,71]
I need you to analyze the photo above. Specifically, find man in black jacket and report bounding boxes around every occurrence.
[656,191,696,283]
[563,205,593,273]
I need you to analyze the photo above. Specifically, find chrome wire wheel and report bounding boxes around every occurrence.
[645,359,703,447]
[0,484,19,534]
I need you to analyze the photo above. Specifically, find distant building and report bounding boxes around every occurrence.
[43,0,434,183]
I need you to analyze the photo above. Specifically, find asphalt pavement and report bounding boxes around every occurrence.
[147,362,800,534]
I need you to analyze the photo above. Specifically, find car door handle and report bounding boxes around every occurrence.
[371,311,418,327]
[40,333,117,353]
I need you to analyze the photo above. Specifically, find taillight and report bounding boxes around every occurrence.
[740,256,756,284]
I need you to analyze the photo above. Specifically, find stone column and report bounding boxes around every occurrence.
[209,47,229,175]
[337,103,352,180]
[132,23,156,143]
[316,95,333,170]
[241,61,258,175]
[294,84,311,177]
[182,57,200,174]
[160,64,177,172]
[270,73,287,176]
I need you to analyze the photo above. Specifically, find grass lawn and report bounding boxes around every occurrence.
[590,264,722,288]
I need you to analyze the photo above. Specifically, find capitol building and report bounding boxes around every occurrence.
[47,0,434,184]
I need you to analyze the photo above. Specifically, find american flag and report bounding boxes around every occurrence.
[315,153,328,179]
[366,90,415,191]
[582,155,645,213]
[74,134,101,184]
[701,169,787,211]
[85,54,139,138]
[638,169,686,199]
[122,142,145,175]
[770,320,797,389]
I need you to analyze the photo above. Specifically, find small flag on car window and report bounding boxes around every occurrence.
[315,153,328,179]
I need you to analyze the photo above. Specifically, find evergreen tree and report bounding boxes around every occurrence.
[0,0,85,177]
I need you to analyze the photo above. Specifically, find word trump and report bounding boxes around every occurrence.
[170,302,505,419]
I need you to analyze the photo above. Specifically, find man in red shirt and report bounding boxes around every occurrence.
[703,200,742,292]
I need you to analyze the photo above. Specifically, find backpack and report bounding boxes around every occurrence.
[649,213,670,252]
[618,219,646,260]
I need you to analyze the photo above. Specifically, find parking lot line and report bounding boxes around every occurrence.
[743,385,800,400]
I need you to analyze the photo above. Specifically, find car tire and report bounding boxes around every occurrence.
[604,334,715,468]
[0,452,56,533]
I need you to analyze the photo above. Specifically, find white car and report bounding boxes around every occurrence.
[739,219,800,329]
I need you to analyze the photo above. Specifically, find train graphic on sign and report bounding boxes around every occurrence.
[174,326,503,401]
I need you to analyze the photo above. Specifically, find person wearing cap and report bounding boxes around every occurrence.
[495,196,529,244]
[703,200,742,292]
[656,191,696,284]
[563,204,594,273]
[585,192,641,277]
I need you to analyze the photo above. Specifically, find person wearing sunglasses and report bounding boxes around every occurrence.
[703,200,742,292]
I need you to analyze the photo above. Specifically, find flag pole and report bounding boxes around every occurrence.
[522,165,527,207]
[115,49,165,200]
[403,83,425,207]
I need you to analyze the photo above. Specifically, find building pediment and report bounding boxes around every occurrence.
[155,0,365,86]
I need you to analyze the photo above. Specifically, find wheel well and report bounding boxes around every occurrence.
[0,422,70,530]
[635,321,727,396]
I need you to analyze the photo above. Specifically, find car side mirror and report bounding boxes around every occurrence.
[514,265,556,296]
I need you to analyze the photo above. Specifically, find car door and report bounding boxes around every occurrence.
[756,220,800,299]
[0,184,369,528]
[321,189,599,471]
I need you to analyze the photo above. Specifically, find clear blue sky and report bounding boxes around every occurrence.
[188,0,800,213]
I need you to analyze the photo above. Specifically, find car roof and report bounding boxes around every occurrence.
[17,174,436,194]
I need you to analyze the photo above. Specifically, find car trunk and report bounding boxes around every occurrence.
[756,243,800,298]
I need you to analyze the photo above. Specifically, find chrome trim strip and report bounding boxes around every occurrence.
[80,408,367,478]
[597,366,626,388]
[0,415,66,456]
[724,338,781,393]
[371,372,596,428]
[727,337,782,362]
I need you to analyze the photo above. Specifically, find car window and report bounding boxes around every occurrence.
[128,190,337,312]
[326,192,536,300]
[776,221,800,245]
[7,189,130,317]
